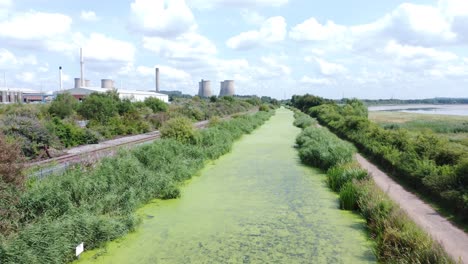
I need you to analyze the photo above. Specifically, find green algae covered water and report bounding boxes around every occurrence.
[78,108,375,263]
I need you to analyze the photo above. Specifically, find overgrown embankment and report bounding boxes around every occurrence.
[290,95,468,225]
[0,111,273,264]
[292,109,453,263]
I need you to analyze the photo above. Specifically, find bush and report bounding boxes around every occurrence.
[339,181,359,210]
[160,117,197,144]
[0,133,24,235]
[293,112,316,129]
[2,115,54,158]
[259,104,270,112]
[296,126,355,170]
[48,93,78,119]
[144,97,168,113]
[47,118,99,148]
[327,162,368,192]
[78,92,119,124]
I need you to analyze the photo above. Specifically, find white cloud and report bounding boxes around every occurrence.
[300,76,332,85]
[80,10,99,22]
[143,32,217,61]
[289,18,347,41]
[315,58,347,76]
[73,33,135,62]
[226,16,286,49]
[189,0,288,9]
[0,49,37,69]
[384,40,457,61]
[0,0,11,18]
[129,0,196,37]
[0,11,72,40]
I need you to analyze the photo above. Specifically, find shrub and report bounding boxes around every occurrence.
[78,92,119,124]
[293,112,316,129]
[0,133,24,235]
[48,93,78,119]
[327,162,368,192]
[160,117,197,144]
[144,97,168,113]
[259,104,270,112]
[2,115,54,158]
[296,126,355,170]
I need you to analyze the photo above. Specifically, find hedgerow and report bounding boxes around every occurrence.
[292,110,453,263]
[291,95,468,224]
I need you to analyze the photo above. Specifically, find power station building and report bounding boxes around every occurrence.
[59,49,168,102]
[61,77,168,103]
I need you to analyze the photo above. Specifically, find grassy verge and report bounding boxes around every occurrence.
[0,111,274,264]
[293,111,453,263]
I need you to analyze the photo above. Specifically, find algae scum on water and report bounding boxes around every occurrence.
[79,109,375,263]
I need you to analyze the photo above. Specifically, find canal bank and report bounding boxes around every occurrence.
[78,108,375,263]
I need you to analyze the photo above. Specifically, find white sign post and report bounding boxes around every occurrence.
[76,242,84,258]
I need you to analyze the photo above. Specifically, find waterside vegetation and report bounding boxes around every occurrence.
[290,95,468,226]
[292,108,453,263]
[0,110,274,263]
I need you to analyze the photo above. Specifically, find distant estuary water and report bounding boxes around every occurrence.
[368,104,468,116]
[78,109,375,264]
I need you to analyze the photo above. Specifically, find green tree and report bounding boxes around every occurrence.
[78,92,119,124]
[144,97,168,113]
[48,93,78,119]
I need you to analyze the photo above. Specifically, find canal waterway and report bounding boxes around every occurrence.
[78,108,375,263]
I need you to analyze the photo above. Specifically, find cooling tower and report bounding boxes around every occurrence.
[84,80,91,87]
[198,79,212,97]
[101,79,114,89]
[219,80,235,96]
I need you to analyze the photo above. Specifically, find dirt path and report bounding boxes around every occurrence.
[356,154,468,263]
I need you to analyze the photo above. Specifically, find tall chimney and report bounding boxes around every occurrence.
[59,66,63,91]
[155,67,160,92]
[80,48,84,87]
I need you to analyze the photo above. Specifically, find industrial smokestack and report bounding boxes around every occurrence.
[59,66,63,91]
[155,67,160,92]
[80,48,84,87]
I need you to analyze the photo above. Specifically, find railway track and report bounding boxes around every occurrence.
[27,119,212,172]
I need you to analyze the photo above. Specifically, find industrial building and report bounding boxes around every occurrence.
[219,80,235,97]
[61,77,169,102]
[0,88,54,103]
[198,79,212,97]
[59,49,168,103]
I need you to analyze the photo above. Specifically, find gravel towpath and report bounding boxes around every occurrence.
[356,154,468,263]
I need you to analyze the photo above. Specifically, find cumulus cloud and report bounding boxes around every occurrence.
[384,40,457,62]
[289,18,347,41]
[314,58,347,76]
[80,10,99,21]
[226,16,286,50]
[0,48,37,69]
[129,0,196,38]
[0,11,72,40]
[73,33,135,62]
[143,32,217,61]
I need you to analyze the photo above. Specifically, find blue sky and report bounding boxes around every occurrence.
[0,0,467,99]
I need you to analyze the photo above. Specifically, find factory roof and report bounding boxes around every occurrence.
[62,87,168,97]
